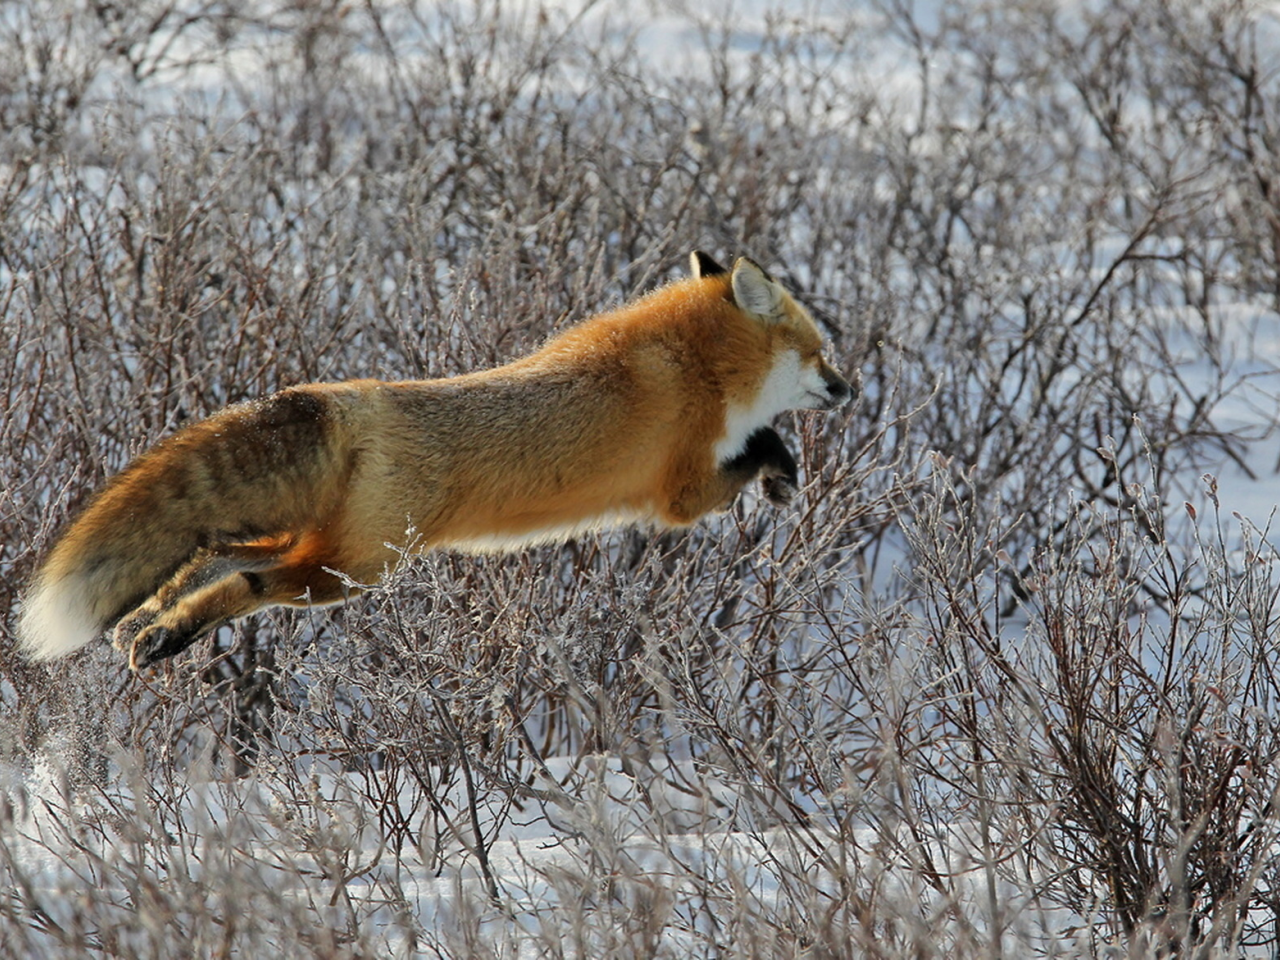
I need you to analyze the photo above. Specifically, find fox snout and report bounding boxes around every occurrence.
[818,363,854,410]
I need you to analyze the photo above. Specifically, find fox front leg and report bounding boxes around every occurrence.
[723,426,799,506]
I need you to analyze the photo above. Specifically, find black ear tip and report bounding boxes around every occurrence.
[690,250,729,278]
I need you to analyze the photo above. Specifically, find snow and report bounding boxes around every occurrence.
[2,751,1095,955]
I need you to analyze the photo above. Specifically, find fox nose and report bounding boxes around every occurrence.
[825,373,854,407]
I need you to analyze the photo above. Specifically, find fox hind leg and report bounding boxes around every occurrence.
[111,536,297,653]
[118,534,358,670]
[127,564,356,670]
[125,573,261,669]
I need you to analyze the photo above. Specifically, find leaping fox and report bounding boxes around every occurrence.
[19,252,852,670]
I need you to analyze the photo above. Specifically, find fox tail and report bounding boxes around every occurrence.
[18,389,336,661]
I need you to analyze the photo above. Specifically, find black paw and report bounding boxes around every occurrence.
[762,473,798,507]
[737,428,798,507]
[727,427,797,474]
[112,605,159,651]
[129,624,201,671]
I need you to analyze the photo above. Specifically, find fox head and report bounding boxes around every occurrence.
[691,250,854,417]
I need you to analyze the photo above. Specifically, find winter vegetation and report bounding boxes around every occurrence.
[4,0,1280,955]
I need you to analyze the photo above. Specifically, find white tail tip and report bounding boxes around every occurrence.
[18,575,100,661]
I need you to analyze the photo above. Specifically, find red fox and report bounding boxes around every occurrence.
[19,253,852,670]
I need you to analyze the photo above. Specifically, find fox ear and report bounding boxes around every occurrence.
[690,250,728,278]
[731,257,784,319]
